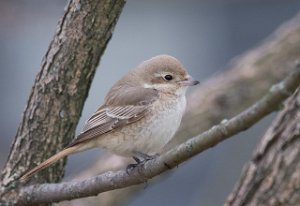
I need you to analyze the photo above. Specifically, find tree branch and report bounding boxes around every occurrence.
[169,13,300,148]
[15,66,300,205]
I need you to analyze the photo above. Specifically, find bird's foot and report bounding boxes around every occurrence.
[126,152,159,174]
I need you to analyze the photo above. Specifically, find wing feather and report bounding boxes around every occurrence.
[68,87,158,147]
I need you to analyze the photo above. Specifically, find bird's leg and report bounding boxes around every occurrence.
[134,151,158,161]
[126,160,138,174]
[126,155,142,174]
[126,151,159,174]
[132,156,142,164]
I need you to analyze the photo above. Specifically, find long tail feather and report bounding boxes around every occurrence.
[20,145,79,183]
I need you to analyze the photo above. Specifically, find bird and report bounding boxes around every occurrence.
[20,54,199,182]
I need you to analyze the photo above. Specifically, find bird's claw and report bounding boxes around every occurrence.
[126,152,159,174]
[126,163,138,174]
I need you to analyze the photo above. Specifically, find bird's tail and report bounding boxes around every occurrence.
[20,145,79,183]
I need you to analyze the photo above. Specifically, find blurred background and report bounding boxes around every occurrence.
[1,0,300,205]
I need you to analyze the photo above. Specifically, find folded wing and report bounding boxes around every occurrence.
[68,87,158,147]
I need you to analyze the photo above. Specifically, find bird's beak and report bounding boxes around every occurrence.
[179,76,200,86]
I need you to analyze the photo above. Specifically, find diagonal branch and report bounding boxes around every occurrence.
[15,66,300,205]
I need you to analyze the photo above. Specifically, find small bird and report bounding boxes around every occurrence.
[20,55,199,182]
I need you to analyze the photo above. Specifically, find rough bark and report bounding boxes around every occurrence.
[0,0,125,203]
[58,13,300,206]
[225,88,300,205]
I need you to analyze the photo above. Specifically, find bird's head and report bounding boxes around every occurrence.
[135,55,199,96]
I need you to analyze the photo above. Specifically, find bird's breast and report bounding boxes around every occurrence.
[144,95,187,152]
[97,95,187,156]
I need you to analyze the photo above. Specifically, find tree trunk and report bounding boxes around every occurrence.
[226,87,300,206]
[0,0,125,204]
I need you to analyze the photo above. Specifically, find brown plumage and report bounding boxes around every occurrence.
[69,87,159,147]
[20,55,199,182]
[20,146,80,182]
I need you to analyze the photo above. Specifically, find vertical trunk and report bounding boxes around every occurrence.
[226,88,300,206]
[0,0,125,203]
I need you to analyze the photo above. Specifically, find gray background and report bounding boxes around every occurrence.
[1,0,300,205]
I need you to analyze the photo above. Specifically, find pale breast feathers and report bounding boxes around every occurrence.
[68,87,159,147]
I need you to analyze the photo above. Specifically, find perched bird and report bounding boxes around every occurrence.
[20,55,199,182]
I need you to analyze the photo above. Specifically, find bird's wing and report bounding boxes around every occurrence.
[68,87,158,147]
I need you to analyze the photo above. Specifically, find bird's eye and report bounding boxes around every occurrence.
[164,74,173,81]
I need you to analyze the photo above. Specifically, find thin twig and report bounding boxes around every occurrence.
[15,67,300,205]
